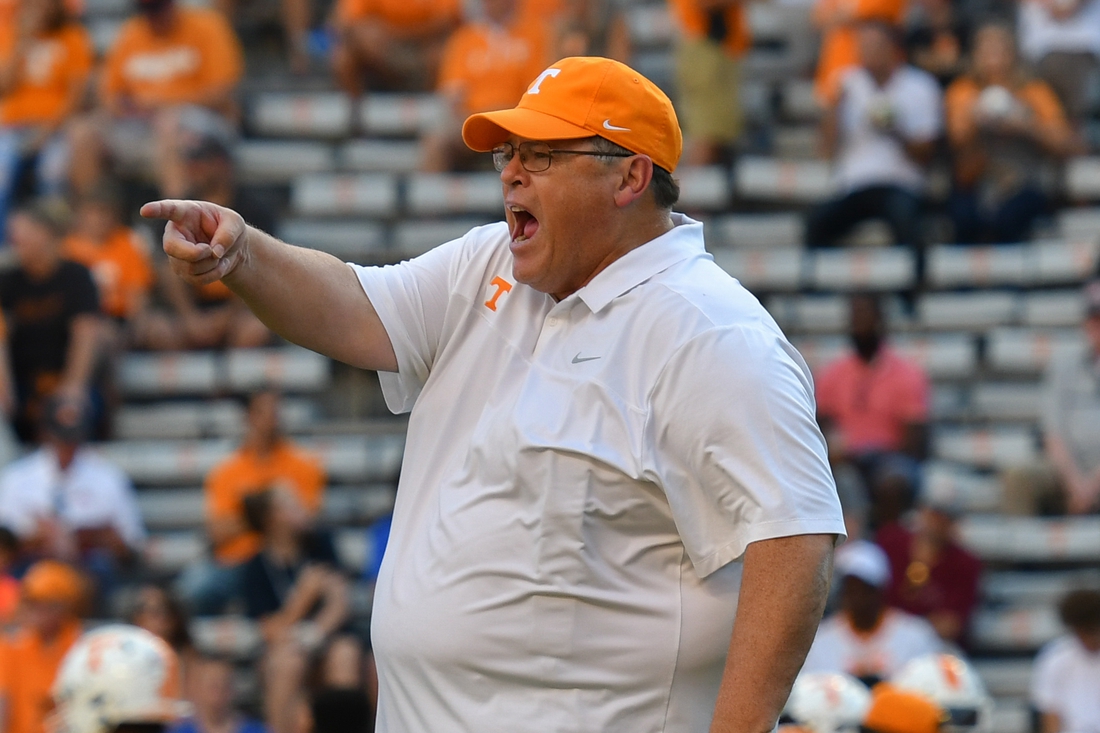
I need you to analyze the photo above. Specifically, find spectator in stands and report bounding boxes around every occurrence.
[875,492,982,647]
[0,0,94,235]
[239,488,349,733]
[143,117,271,350]
[806,22,941,251]
[945,22,1079,243]
[668,0,750,166]
[215,0,312,75]
[1005,279,1100,515]
[905,0,969,87]
[802,540,943,685]
[0,526,19,623]
[331,0,461,100]
[0,560,85,733]
[69,0,244,199]
[815,294,930,519]
[171,654,269,733]
[179,389,325,616]
[130,583,196,686]
[419,0,549,172]
[0,198,101,443]
[1017,0,1100,127]
[0,395,145,604]
[1031,588,1100,733]
[813,0,907,103]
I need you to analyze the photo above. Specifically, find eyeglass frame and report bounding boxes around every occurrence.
[491,141,635,173]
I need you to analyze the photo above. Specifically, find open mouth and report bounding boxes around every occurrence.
[509,205,540,243]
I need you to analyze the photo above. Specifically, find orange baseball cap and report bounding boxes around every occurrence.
[22,560,85,606]
[462,56,683,173]
[863,684,947,733]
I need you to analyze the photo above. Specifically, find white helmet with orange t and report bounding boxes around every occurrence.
[784,672,872,733]
[50,624,191,733]
[891,653,993,733]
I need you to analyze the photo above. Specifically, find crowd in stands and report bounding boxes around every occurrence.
[0,0,1097,730]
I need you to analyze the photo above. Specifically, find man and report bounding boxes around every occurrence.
[0,560,85,733]
[669,0,751,165]
[171,653,268,733]
[1031,588,1100,733]
[178,389,324,615]
[806,22,942,250]
[815,293,930,521]
[0,198,101,443]
[1005,278,1100,515]
[68,0,244,198]
[0,396,145,603]
[51,624,190,733]
[143,56,845,733]
[802,540,943,685]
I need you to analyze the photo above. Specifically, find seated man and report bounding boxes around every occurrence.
[0,560,86,733]
[945,22,1079,243]
[815,294,930,523]
[1004,279,1100,515]
[332,0,461,98]
[0,396,145,603]
[806,22,942,250]
[178,389,326,615]
[668,0,750,166]
[69,0,244,199]
[0,198,101,442]
[1031,589,1100,733]
[802,540,943,685]
[419,0,549,172]
[0,0,94,233]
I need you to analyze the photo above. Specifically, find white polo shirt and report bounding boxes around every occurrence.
[352,214,844,733]
[1032,634,1100,733]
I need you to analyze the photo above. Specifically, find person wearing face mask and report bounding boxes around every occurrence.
[814,294,930,526]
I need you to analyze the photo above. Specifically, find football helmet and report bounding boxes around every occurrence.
[784,672,872,733]
[891,653,993,733]
[51,624,191,733]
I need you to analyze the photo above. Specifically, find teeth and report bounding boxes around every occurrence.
[514,234,528,242]
[509,206,525,212]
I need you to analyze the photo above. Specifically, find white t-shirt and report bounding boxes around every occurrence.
[0,447,146,548]
[833,65,943,194]
[801,609,944,680]
[352,215,845,733]
[1032,634,1100,733]
[1019,0,1100,61]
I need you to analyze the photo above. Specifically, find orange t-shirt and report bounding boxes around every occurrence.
[0,23,93,126]
[438,21,548,116]
[100,7,243,110]
[0,576,18,624]
[335,0,461,29]
[0,621,81,733]
[63,228,155,320]
[669,0,752,57]
[205,441,326,564]
[813,0,907,102]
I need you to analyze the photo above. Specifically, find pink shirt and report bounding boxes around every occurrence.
[815,345,929,454]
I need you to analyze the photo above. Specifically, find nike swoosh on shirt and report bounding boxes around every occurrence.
[602,119,631,132]
[572,353,601,364]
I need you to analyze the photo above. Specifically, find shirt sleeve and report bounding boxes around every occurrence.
[197,11,244,91]
[349,236,467,414]
[644,325,846,577]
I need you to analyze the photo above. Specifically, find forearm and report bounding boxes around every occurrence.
[313,575,350,636]
[61,316,102,391]
[710,534,835,733]
[223,227,397,371]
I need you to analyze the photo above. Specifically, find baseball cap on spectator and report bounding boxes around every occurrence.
[22,561,85,607]
[178,107,236,161]
[835,540,892,588]
[40,395,91,444]
[1084,279,1100,317]
[461,56,683,173]
[863,684,946,733]
[917,477,965,518]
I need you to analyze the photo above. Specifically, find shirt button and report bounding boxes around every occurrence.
[548,317,559,326]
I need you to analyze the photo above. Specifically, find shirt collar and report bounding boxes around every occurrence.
[574,213,706,315]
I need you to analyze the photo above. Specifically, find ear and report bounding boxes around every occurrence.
[612,155,654,209]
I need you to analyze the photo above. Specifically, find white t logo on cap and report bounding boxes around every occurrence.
[527,68,561,95]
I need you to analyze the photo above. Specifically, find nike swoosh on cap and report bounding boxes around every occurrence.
[572,353,601,364]
[602,119,631,132]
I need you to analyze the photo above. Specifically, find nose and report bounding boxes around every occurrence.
[499,151,529,187]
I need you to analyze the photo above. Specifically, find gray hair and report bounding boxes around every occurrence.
[589,137,680,210]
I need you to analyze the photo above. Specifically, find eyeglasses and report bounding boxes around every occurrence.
[491,141,634,173]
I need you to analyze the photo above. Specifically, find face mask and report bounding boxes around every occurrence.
[851,332,882,362]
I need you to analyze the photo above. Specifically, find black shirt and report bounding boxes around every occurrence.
[240,530,340,619]
[0,260,99,396]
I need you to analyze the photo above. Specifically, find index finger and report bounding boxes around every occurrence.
[140,199,198,223]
